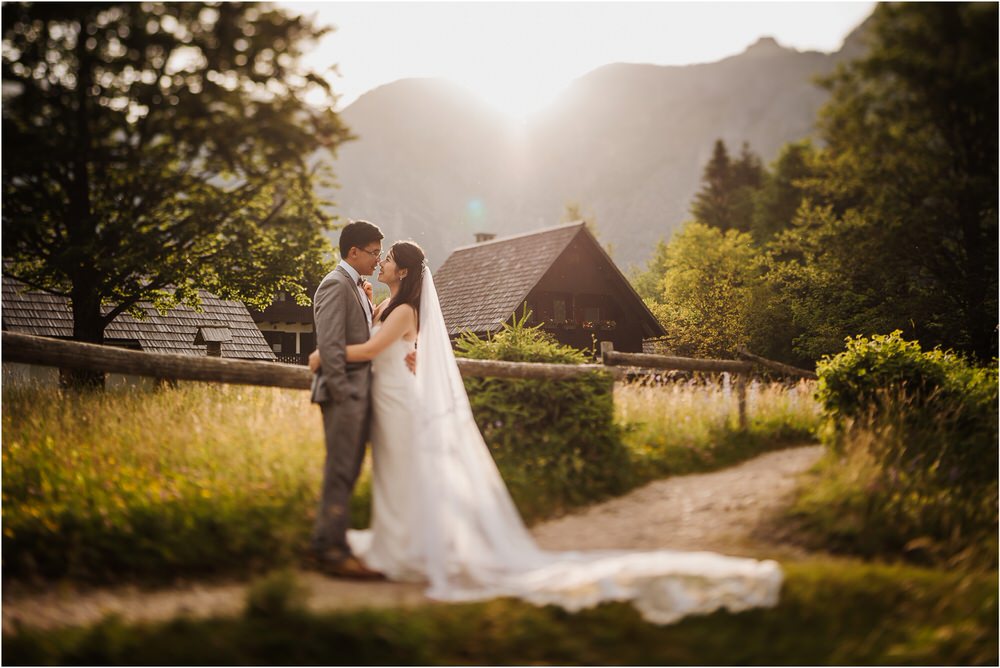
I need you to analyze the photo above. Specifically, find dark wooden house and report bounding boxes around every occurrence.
[247,288,317,365]
[2,274,275,384]
[433,222,665,353]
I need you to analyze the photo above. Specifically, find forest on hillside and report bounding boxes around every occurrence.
[632,2,997,369]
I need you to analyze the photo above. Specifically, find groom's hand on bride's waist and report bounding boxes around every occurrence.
[311,346,415,375]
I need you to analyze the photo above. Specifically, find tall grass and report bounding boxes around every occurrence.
[617,377,820,479]
[3,376,820,582]
[789,398,999,568]
[2,383,341,580]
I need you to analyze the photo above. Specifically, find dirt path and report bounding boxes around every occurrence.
[533,444,823,558]
[2,445,823,634]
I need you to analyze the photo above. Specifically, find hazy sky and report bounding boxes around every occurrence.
[281,1,875,120]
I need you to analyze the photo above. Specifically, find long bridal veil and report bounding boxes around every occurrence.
[413,269,783,624]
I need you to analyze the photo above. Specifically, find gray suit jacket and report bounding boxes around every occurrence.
[310,266,372,404]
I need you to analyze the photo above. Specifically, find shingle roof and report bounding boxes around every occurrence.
[194,327,233,343]
[2,276,276,361]
[433,222,585,336]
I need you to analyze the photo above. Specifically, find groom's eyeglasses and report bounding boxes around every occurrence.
[357,247,383,260]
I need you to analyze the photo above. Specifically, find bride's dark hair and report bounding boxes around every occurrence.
[380,240,426,325]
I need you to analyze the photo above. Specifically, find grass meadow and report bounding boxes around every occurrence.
[3,377,818,582]
[617,377,819,478]
[3,378,995,665]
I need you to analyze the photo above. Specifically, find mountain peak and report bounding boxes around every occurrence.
[743,36,787,56]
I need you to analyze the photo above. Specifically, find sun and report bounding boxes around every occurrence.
[468,81,558,123]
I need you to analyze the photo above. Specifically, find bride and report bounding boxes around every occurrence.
[314,240,782,625]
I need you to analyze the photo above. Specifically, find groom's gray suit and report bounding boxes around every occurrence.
[310,264,373,558]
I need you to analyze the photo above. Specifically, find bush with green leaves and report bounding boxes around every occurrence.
[455,311,631,521]
[816,331,997,484]
[792,332,998,565]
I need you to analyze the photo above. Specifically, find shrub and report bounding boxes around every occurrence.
[816,331,997,486]
[455,311,632,521]
[792,332,998,565]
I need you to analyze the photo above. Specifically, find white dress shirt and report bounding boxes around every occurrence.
[337,261,373,329]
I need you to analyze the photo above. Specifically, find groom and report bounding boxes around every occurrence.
[308,219,384,579]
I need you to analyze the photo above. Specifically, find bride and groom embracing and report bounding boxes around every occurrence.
[305,219,783,625]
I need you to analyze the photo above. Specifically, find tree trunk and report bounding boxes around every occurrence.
[60,22,105,391]
[62,282,106,389]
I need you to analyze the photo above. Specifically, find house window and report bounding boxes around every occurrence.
[272,342,282,353]
[583,306,600,323]
[554,299,567,321]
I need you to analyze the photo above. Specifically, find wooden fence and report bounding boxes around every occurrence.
[2,332,816,429]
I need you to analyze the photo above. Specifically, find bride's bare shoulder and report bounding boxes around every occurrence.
[387,302,415,319]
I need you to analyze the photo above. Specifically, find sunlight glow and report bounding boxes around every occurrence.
[283,2,875,121]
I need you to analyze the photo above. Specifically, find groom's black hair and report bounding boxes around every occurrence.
[339,220,384,258]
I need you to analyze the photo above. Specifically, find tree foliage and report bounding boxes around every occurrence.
[1,3,351,353]
[690,139,764,234]
[774,2,998,361]
[751,140,816,242]
[629,238,669,303]
[644,222,767,359]
[637,3,997,366]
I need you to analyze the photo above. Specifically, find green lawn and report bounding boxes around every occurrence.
[4,560,996,665]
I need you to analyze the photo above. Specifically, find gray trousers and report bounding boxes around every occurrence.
[310,389,371,558]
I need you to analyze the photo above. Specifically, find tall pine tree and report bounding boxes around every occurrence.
[691,139,764,233]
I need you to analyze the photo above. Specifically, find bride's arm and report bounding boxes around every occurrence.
[346,304,416,362]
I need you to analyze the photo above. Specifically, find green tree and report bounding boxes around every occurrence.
[691,139,764,233]
[650,222,765,358]
[629,238,669,303]
[767,205,909,362]
[773,3,997,361]
[751,140,816,242]
[690,139,731,230]
[1,3,351,382]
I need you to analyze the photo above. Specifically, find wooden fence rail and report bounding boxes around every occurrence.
[3,332,314,390]
[736,346,817,380]
[3,332,816,430]
[1,332,616,387]
[601,349,754,374]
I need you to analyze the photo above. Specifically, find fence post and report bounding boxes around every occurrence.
[600,341,614,363]
[735,374,747,431]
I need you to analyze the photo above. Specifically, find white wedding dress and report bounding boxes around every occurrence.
[349,271,782,625]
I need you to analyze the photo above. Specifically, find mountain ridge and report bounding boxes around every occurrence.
[323,18,871,270]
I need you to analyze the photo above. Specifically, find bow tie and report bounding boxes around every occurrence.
[357,277,365,288]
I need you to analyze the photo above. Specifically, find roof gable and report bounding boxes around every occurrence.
[433,222,664,337]
[1,276,276,360]
[545,230,666,338]
[433,223,583,336]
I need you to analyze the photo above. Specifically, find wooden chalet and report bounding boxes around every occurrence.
[2,275,275,384]
[433,222,665,353]
[247,288,317,365]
